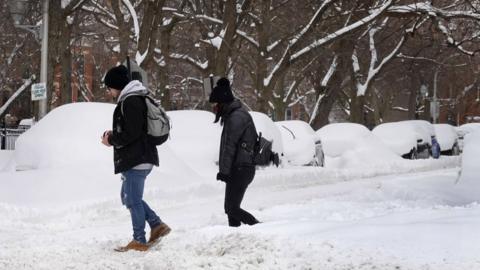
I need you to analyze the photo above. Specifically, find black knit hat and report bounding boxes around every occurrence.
[104,65,130,90]
[209,77,234,103]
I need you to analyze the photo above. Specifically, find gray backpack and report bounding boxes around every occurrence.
[121,95,170,145]
[145,96,170,145]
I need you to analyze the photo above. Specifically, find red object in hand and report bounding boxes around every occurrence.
[213,103,220,114]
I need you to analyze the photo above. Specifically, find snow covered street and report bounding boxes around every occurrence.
[2,156,478,269]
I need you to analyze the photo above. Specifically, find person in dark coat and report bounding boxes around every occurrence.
[209,77,260,227]
[101,65,170,252]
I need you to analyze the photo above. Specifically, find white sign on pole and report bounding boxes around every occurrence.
[31,83,47,101]
[123,59,148,88]
[203,76,220,100]
[430,101,440,121]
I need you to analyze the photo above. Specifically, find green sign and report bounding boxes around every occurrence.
[31,83,47,101]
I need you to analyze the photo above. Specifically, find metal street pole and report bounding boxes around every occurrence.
[432,68,440,124]
[38,0,49,119]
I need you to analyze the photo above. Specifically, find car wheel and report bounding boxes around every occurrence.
[452,143,460,156]
[410,148,417,160]
[313,152,325,167]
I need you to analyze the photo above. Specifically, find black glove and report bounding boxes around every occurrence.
[271,153,280,167]
[216,172,230,182]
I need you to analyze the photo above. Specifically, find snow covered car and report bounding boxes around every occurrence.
[315,122,400,168]
[250,112,285,165]
[433,124,460,155]
[18,118,35,130]
[275,120,324,166]
[372,121,419,159]
[401,120,435,159]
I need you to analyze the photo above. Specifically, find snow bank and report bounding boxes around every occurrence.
[166,110,221,176]
[3,103,461,208]
[5,103,218,206]
[457,131,480,203]
[0,150,13,171]
[14,103,115,170]
[316,123,401,169]
[458,123,480,136]
[275,120,316,166]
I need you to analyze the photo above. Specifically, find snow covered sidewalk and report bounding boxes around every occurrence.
[1,156,478,269]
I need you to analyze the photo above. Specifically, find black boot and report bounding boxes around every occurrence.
[228,215,241,227]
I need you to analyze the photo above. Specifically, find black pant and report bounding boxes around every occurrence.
[224,166,258,227]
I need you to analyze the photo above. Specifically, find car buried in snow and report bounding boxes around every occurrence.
[433,124,460,156]
[372,121,419,159]
[275,120,324,167]
[249,111,285,166]
[401,120,436,159]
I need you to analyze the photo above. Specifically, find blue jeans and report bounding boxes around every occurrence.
[121,169,162,244]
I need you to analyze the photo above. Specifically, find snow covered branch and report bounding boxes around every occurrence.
[388,2,480,20]
[0,76,35,117]
[121,0,140,43]
[309,56,338,124]
[291,0,393,61]
[170,53,208,71]
[436,20,480,56]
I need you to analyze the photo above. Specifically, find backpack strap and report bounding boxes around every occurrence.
[120,94,146,116]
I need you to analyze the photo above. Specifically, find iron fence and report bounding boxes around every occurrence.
[1,127,27,150]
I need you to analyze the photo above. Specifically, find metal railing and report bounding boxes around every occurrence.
[1,127,27,150]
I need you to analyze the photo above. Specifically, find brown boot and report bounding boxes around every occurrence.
[114,240,149,252]
[148,223,171,244]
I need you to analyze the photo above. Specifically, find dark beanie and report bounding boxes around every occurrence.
[209,77,234,103]
[104,65,130,90]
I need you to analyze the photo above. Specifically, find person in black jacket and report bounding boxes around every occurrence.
[101,65,170,252]
[209,77,260,227]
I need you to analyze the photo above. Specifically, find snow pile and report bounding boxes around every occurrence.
[459,122,480,133]
[14,103,115,170]
[457,123,480,138]
[5,103,217,206]
[372,121,417,156]
[250,112,284,155]
[316,123,401,168]
[0,150,13,171]
[456,130,480,204]
[6,104,461,208]
[459,130,480,181]
[275,120,316,166]
[166,110,221,176]
[433,124,457,151]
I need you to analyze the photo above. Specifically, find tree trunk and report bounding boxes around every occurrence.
[214,0,237,77]
[59,21,73,105]
[407,80,417,119]
[311,39,354,129]
[254,0,272,113]
[371,91,382,125]
[112,0,130,58]
[350,94,366,124]
[272,78,286,121]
